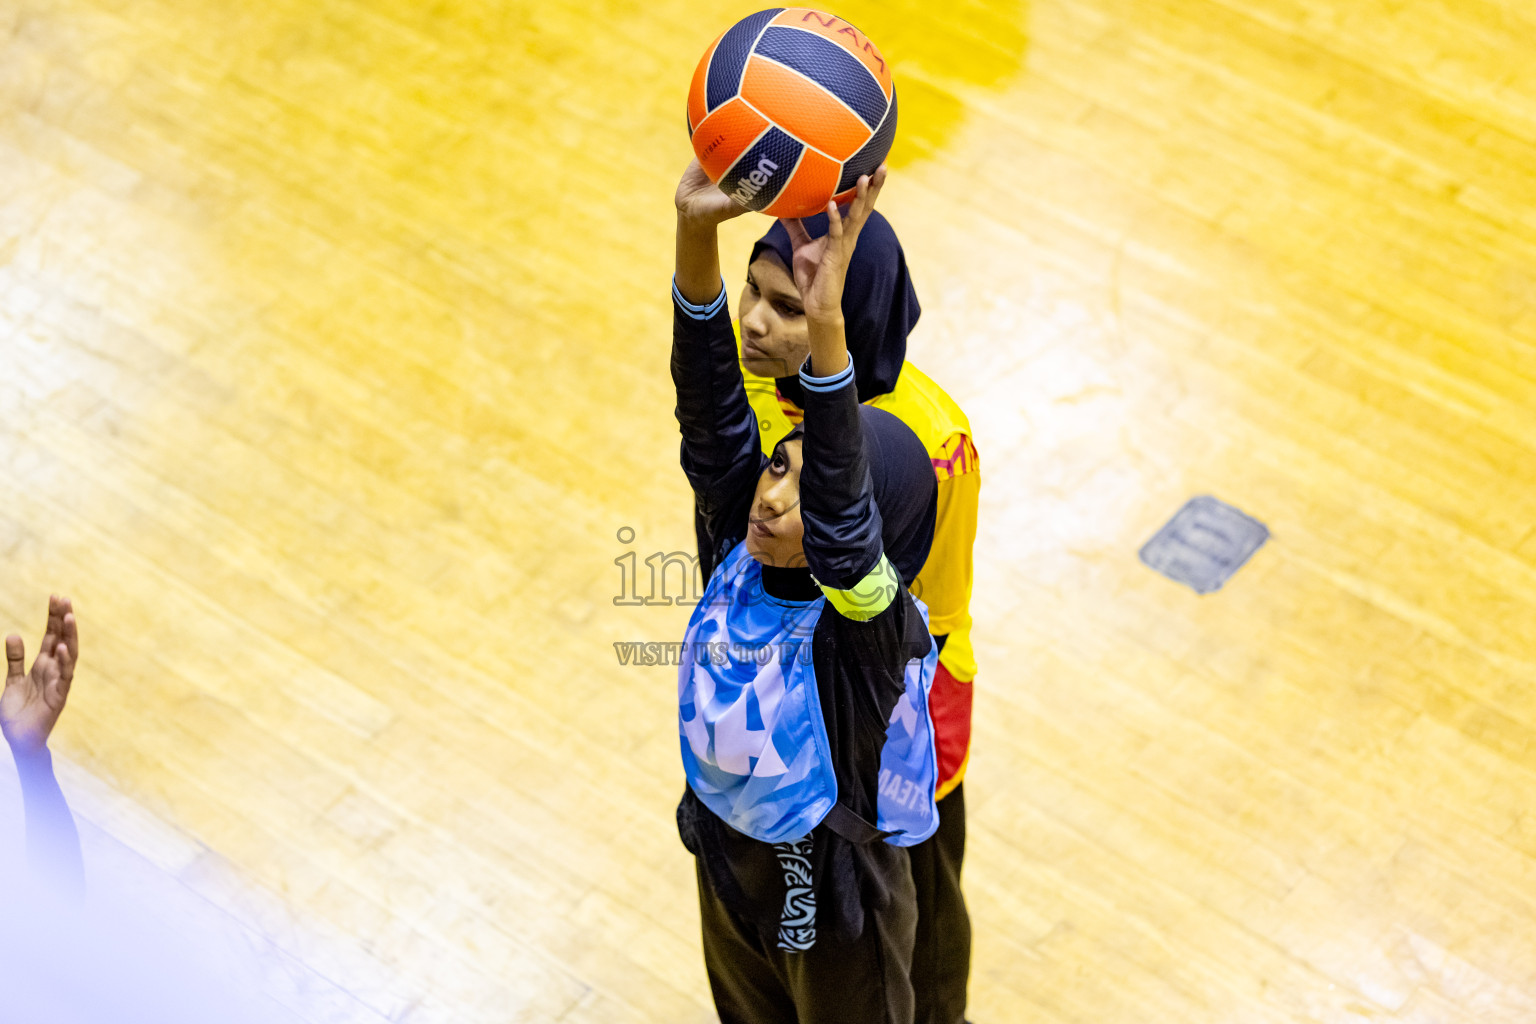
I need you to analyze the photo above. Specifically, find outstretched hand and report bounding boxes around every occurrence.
[3,595,79,757]
[782,165,888,322]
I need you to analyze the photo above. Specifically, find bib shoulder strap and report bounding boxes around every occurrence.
[822,802,895,845]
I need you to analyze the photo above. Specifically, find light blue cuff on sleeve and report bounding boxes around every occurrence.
[672,277,728,320]
[798,355,856,393]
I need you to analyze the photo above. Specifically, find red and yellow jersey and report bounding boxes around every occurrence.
[740,337,980,798]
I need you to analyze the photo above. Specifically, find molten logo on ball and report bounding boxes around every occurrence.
[730,157,781,207]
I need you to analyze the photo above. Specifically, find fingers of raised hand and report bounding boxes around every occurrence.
[5,635,23,683]
[782,216,814,250]
[56,639,75,687]
[42,595,62,658]
[847,168,885,231]
[61,606,78,664]
[32,645,58,684]
[824,200,845,240]
[47,643,71,709]
[869,163,888,193]
[860,164,887,206]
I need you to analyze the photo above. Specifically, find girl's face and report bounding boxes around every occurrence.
[738,254,810,379]
[745,439,805,568]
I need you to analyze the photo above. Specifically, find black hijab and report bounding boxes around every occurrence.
[751,210,920,406]
[779,403,936,584]
[857,404,936,583]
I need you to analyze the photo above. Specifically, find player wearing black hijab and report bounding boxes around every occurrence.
[672,161,940,1024]
[738,206,980,1024]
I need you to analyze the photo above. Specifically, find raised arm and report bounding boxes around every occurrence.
[674,160,744,305]
[672,161,763,562]
[3,595,84,891]
[781,170,902,616]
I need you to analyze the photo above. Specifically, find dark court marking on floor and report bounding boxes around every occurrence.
[1139,496,1270,595]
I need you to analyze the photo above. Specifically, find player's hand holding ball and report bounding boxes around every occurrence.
[676,158,751,228]
[782,165,887,322]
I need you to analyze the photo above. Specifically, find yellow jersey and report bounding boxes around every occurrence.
[740,337,980,797]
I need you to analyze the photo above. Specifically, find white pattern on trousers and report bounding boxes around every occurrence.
[773,836,816,951]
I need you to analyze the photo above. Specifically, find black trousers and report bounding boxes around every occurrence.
[697,854,918,1024]
[908,785,970,1024]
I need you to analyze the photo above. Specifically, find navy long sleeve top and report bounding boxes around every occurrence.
[670,279,932,942]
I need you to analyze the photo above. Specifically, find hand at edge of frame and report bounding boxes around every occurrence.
[2,595,79,758]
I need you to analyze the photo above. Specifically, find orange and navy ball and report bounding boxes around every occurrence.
[687,8,897,218]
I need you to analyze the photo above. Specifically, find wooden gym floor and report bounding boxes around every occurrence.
[3,0,1535,1020]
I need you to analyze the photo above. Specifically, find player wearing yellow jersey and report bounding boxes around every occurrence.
[735,213,978,1024]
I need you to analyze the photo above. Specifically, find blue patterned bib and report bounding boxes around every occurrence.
[678,540,940,846]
